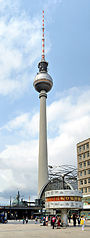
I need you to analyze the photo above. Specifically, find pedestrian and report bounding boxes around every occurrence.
[77,216,81,226]
[51,216,56,229]
[51,216,53,226]
[26,216,28,224]
[68,215,71,224]
[35,217,38,224]
[73,213,76,226]
[43,217,46,226]
[80,216,85,231]
[46,216,48,226]
[57,217,61,228]
[23,216,25,224]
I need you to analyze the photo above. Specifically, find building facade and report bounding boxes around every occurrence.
[77,138,90,195]
[77,138,90,218]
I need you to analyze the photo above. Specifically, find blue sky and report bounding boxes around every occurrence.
[0,0,90,204]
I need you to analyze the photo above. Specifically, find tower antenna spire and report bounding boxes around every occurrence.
[42,10,45,61]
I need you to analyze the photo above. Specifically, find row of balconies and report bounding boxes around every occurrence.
[78,160,90,169]
[78,151,89,159]
[79,187,90,194]
[78,178,90,186]
[78,170,90,179]
[77,142,89,155]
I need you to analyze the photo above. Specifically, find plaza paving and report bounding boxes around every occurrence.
[0,220,90,238]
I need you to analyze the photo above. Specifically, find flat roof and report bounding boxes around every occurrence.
[77,138,90,146]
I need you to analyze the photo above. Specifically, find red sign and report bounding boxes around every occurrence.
[46,196,81,202]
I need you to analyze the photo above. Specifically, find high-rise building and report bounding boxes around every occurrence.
[33,11,53,196]
[77,138,90,195]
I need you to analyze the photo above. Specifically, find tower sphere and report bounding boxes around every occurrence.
[33,60,53,93]
[33,71,53,93]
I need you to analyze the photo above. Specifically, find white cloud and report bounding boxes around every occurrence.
[0,0,19,17]
[47,87,90,166]
[1,112,39,137]
[0,141,38,195]
[0,0,42,97]
[3,87,90,139]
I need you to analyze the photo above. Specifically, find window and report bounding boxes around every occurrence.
[84,179,87,184]
[80,180,83,185]
[88,178,90,183]
[87,160,90,166]
[79,146,81,152]
[85,188,87,193]
[88,169,90,174]
[79,163,82,168]
[83,145,85,150]
[84,161,86,167]
[88,187,90,192]
[86,143,89,149]
[79,155,82,159]
[83,153,85,158]
[87,152,89,157]
[84,170,86,175]
[80,171,82,176]
[81,188,83,193]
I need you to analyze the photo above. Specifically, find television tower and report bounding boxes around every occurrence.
[33,11,53,196]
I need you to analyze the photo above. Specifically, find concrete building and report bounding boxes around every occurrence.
[77,138,90,194]
[77,138,90,219]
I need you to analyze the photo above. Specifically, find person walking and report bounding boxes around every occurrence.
[35,217,38,224]
[57,217,61,228]
[80,216,85,231]
[52,216,56,229]
[46,216,48,226]
[26,216,28,224]
[23,216,25,224]
[43,216,46,226]
[68,215,71,224]
[77,216,81,226]
[73,213,76,226]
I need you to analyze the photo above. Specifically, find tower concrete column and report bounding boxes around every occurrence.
[38,90,48,196]
[33,11,53,198]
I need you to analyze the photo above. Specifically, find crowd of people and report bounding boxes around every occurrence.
[68,213,87,231]
[68,213,86,229]
[22,216,28,224]
[34,213,87,231]
[39,215,63,229]
[0,212,87,231]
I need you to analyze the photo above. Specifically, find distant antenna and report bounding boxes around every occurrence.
[42,10,45,61]
[38,10,48,72]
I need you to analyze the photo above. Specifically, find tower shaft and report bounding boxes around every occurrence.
[33,11,53,198]
[38,90,48,195]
